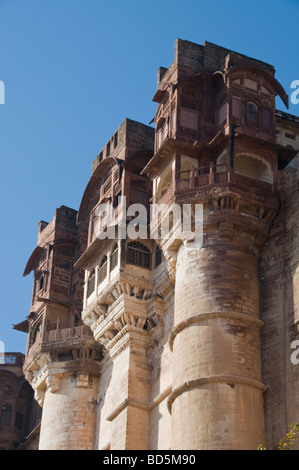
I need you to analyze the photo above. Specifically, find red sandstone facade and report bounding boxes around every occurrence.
[0,353,41,449]
[13,39,299,450]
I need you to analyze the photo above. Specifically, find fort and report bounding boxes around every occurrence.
[3,38,299,450]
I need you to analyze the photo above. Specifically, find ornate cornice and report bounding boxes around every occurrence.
[24,342,102,406]
[82,271,167,353]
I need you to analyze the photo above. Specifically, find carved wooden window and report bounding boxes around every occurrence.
[218,100,227,128]
[126,242,151,269]
[180,108,198,130]
[98,257,108,284]
[246,102,258,122]
[232,97,241,119]
[30,320,42,346]
[87,270,95,297]
[110,244,118,272]
[261,100,272,129]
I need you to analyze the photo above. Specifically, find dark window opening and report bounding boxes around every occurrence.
[74,313,80,327]
[246,103,258,123]
[113,192,121,209]
[286,132,296,140]
[15,412,23,430]
[155,247,162,268]
[114,132,118,148]
[39,275,44,291]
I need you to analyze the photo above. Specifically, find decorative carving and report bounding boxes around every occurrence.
[81,269,168,353]
[46,374,61,393]
[213,193,240,211]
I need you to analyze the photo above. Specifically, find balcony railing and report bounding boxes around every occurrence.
[26,324,94,362]
[155,163,273,205]
[43,324,93,343]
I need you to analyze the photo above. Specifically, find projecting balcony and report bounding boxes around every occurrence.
[25,324,95,364]
[155,161,275,207]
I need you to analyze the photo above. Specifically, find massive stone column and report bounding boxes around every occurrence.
[38,372,99,450]
[163,188,278,450]
[24,335,102,450]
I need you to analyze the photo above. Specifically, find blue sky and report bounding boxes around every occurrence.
[0,0,298,353]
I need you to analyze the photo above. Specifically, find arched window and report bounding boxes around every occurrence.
[110,244,118,272]
[246,102,258,123]
[1,404,12,426]
[157,169,172,202]
[98,256,108,284]
[235,154,273,184]
[87,269,95,297]
[126,242,151,270]
[30,320,42,346]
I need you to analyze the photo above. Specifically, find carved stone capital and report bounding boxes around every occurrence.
[46,373,61,393]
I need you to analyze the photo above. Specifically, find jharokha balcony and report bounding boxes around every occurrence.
[25,323,95,366]
[155,161,276,208]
